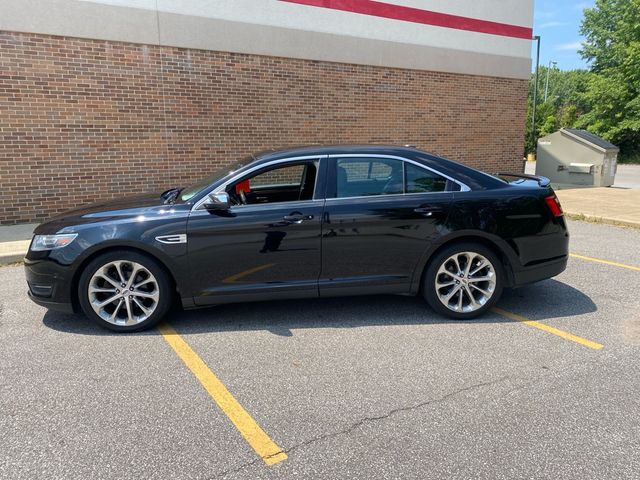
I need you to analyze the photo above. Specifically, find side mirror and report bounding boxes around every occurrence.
[204,192,230,211]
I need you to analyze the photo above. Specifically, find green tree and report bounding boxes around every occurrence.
[557,104,580,128]
[546,69,591,112]
[579,0,640,159]
[524,68,590,154]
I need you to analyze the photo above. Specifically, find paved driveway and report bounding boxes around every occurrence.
[1,220,639,479]
[614,164,640,189]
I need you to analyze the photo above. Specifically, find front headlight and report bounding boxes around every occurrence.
[31,234,78,251]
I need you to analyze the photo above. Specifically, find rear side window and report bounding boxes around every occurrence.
[334,158,449,198]
[405,163,447,193]
[336,158,403,197]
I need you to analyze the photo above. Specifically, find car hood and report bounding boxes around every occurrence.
[34,192,190,234]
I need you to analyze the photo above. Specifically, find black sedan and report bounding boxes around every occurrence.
[25,145,569,332]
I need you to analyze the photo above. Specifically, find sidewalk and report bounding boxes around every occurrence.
[556,187,640,228]
[0,223,36,265]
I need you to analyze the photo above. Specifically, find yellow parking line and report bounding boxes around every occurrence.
[158,323,287,465]
[492,307,603,350]
[570,253,640,272]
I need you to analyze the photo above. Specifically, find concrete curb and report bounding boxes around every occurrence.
[0,240,30,266]
[564,213,640,230]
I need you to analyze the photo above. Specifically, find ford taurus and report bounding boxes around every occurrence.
[25,146,569,331]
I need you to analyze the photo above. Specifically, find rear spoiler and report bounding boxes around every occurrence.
[495,172,551,188]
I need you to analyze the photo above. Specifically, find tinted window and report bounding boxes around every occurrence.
[405,163,447,193]
[250,164,305,188]
[226,162,317,205]
[336,158,403,198]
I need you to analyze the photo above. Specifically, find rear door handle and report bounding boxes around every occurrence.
[414,206,441,216]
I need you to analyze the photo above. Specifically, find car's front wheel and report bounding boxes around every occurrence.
[78,250,172,332]
[423,242,504,319]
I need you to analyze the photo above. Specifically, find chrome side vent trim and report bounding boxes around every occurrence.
[155,234,187,244]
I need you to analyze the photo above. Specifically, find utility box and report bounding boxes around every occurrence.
[536,128,619,186]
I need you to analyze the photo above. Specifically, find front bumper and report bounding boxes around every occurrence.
[24,256,76,313]
[512,255,568,287]
[27,290,75,313]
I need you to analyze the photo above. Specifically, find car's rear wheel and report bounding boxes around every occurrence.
[423,242,503,319]
[78,251,172,332]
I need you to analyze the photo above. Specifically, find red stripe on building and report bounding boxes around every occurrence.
[280,0,532,40]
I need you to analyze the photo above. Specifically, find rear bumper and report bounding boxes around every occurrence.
[512,255,568,287]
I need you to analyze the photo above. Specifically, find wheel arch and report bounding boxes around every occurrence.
[70,244,180,312]
[411,232,518,294]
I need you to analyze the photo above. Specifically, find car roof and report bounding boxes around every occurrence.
[252,145,422,162]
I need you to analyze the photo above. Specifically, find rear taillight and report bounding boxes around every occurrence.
[544,194,563,217]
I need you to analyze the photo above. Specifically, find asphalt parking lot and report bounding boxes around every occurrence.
[1,219,639,480]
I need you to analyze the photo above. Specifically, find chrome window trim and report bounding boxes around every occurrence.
[329,154,471,193]
[213,198,325,213]
[192,155,325,211]
[324,192,449,202]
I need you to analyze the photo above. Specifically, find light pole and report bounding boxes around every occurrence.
[530,35,541,155]
[544,60,557,102]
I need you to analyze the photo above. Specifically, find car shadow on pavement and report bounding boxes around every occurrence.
[42,279,596,337]
[498,278,597,320]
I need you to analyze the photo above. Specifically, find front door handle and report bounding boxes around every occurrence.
[282,213,314,224]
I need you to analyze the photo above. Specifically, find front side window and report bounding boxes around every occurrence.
[226,161,318,206]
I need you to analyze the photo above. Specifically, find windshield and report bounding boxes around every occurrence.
[179,160,248,202]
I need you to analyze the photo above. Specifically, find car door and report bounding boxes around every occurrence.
[187,157,326,305]
[319,155,455,296]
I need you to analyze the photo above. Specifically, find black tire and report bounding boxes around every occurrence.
[78,250,173,332]
[422,242,504,320]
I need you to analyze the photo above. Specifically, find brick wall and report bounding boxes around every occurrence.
[0,31,527,225]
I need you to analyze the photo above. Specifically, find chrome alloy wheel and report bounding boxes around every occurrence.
[88,260,160,326]
[435,252,497,313]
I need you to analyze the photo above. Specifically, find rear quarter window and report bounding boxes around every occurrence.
[405,163,448,193]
